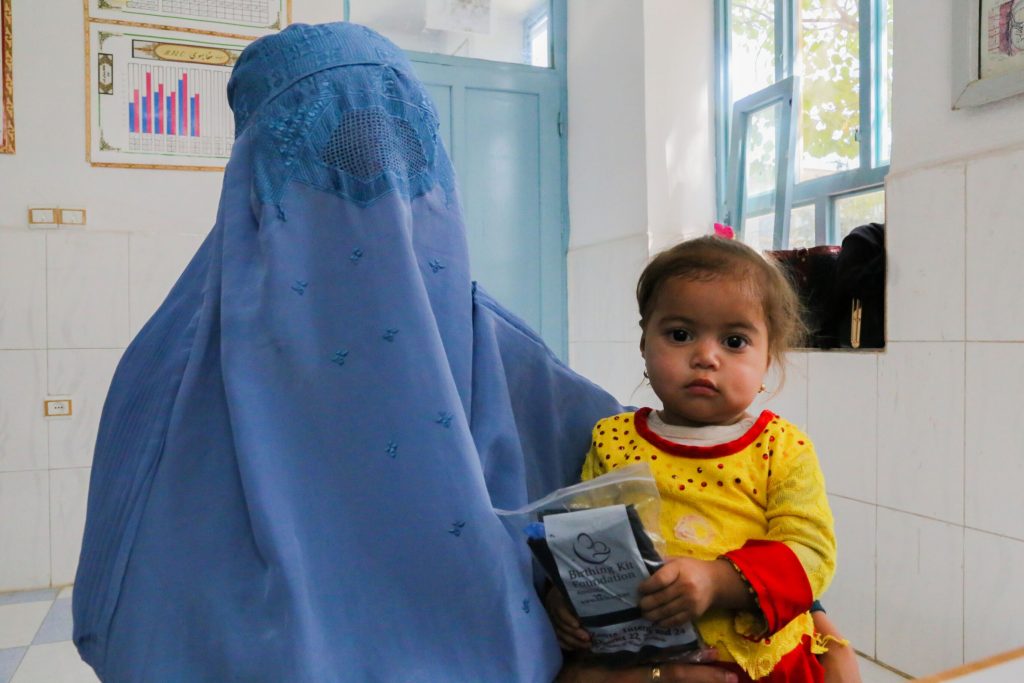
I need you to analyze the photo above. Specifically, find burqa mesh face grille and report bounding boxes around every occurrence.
[320,107,428,181]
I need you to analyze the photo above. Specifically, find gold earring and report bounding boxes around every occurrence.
[758,383,766,393]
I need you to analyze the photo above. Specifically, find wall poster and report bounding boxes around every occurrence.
[1,0,13,154]
[953,0,1024,108]
[87,0,291,35]
[87,22,252,170]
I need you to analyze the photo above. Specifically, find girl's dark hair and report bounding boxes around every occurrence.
[636,236,806,369]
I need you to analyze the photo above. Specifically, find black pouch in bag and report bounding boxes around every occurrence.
[497,464,703,667]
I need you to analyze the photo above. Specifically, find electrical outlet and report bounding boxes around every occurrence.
[44,398,73,417]
[59,208,87,226]
[28,207,59,228]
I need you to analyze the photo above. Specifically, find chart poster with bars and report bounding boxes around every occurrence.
[87,0,291,35]
[88,23,251,169]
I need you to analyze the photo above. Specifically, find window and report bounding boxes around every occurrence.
[716,0,892,249]
[524,4,551,67]
[346,0,553,67]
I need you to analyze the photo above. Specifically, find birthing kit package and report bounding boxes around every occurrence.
[496,464,702,666]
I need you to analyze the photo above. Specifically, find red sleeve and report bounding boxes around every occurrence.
[724,539,813,635]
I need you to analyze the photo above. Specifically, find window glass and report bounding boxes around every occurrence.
[796,0,860,182]
[349,0,552,67]
[527,11,550,67]
[879,0,893,163]
[730,0,777,102]
[743,213,776,253]
[744,103,781,197]
[789,204,816,248]
[835,188,884,240]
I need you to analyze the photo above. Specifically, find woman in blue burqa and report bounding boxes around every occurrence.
[73,22,734,683]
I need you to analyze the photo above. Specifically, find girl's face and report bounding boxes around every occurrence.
[641,274,771,427]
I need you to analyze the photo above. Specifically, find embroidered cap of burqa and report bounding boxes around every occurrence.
[73,22,620,683]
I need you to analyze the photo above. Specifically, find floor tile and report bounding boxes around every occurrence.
[0,649,26,683]
[10,642,98,683]
[0,603,51,650]
[56,587,72,601]
[32,599,71,646]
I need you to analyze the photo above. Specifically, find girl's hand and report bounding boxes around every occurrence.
[812,610,863,683]
[638,557,750,627]
[638,557,718,627]
[544,586,592,651]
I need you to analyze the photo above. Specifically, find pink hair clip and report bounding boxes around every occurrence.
[713,223,735,240]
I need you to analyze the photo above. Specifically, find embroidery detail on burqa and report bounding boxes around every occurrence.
[231,23,457,208]
[385,441,398,458]
[331,349,349,366]
[448,521,466,537]
[245,67,455,208]
[291,280,308,295]
[522,599,531,614]
[435,411,454,428]
[350,248,364,263]
[320,108,427,181]
[382,328,399,342]
[428,258,446,273]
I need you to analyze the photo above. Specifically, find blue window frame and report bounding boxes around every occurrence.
[724,76,800,250]
[715,0,892,248]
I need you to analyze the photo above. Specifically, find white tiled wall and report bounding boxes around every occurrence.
[0,233,46,349]
[807,352,877,503]
[753,351,809,428]
[964,530,1024,662]
[0,471,50,592]
[129,233,204,337]
[825,495,876,658]
[964,343,1024,541]
[45,233,130,351]
[0,351,48,473]
[877,342,965,524]
[876,509,964,676]
[0,227,196,592]
[884,167,965,342]
[49,468,92,587]
[965,149,1024,341]
[47,350,124,470]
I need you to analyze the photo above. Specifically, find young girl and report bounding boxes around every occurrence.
[549,236,846,683]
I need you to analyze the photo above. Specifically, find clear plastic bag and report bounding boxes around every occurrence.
[496,463,703,667]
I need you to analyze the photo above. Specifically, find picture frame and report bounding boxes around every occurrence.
[86,21,254,170]
[952,0,1024,108]
[86,0,292,36]
[1,0,14,154]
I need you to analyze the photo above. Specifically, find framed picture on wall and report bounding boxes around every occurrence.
[1,0,13,154]
[86,0,292,36]
[952,0,1024,108]
[86,22,253,170]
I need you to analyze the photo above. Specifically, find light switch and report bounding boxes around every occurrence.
[59,208,87,226]
[44,399,73,417]
[28,208,58,228]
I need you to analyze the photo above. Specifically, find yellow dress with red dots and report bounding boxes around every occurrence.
[580,409,836,680]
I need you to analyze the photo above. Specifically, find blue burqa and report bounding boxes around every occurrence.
[73,22,621,683]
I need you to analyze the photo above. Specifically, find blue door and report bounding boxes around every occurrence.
[413,58,567,356]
